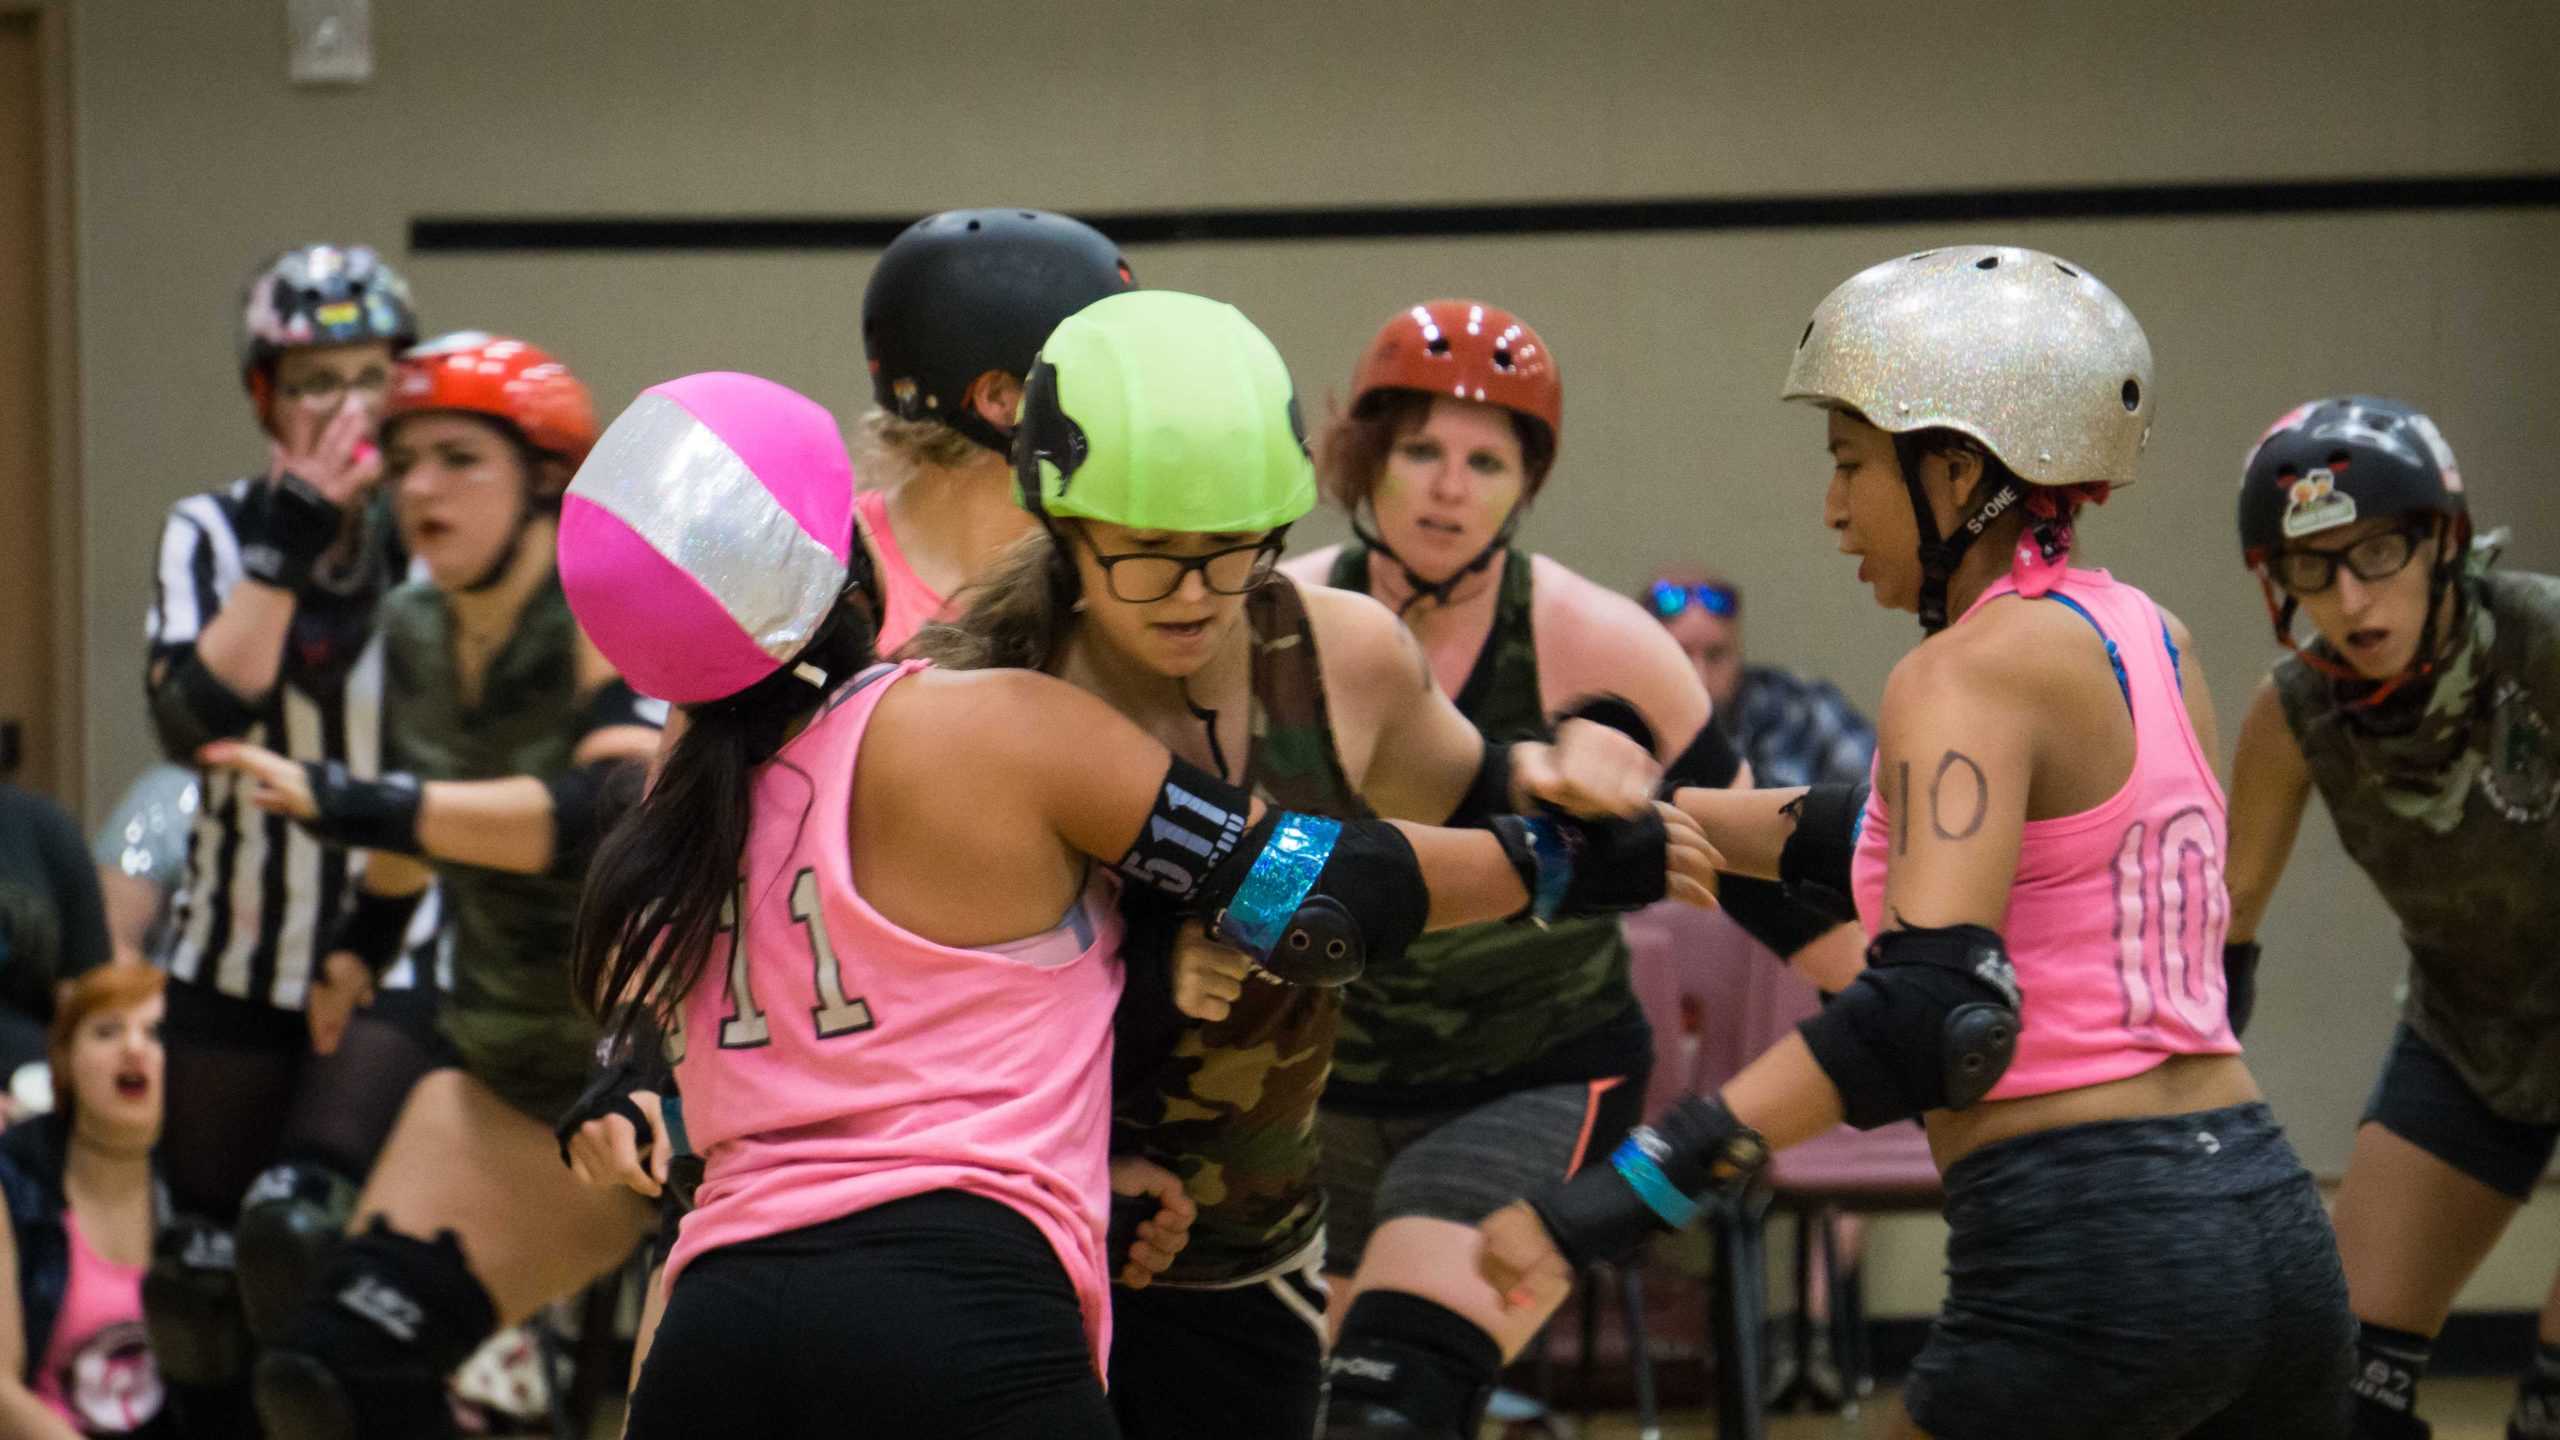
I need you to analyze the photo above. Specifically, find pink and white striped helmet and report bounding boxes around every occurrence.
[558,372,853,704]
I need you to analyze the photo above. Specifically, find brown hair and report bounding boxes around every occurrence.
[904,527,1081,673]
[47,965,166,1119]
[1314,390,1557,515]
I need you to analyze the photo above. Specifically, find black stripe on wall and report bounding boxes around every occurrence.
[412,173,2560,253]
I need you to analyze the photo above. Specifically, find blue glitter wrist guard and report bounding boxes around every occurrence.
[1520,816,1575,925]
[1609,1130,1698,1230]
[1212,813,1343,961]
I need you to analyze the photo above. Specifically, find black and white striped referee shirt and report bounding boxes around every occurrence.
[145,478,410,1010]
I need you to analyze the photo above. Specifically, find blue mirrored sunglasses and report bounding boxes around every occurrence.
[1648,580,1739,620]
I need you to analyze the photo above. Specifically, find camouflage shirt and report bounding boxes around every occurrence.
[2276,566,2560,1123]
[1112,576,1371,1281]
[380,575,606,1121]
[1321,545,1644,1107]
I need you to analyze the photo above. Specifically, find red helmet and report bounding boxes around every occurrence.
[388,333,599,466]
[1349,299,1562,455]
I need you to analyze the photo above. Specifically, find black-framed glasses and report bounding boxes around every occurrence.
[2272,522,2432,596]
[1085,538,1284,603]
[1647,580,1739,621]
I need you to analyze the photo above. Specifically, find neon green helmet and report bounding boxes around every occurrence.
[1013,290,1315,534]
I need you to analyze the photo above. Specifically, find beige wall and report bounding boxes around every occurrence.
[67,0,2560,1198]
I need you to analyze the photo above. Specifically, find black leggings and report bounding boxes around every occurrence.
[629,1191,1114,1440]
[159,977,447,1220]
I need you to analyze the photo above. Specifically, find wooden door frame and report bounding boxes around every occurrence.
[2,1,81,809]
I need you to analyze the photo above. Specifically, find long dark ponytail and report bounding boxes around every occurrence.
[569,585,881,1044]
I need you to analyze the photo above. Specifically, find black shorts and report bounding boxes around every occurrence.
[161,973,444,1055]
[1109,1255,1329,1440]
[1904,1103,2352,1440]
[2363,1022,2560,1200]
[627,1191,1113,1440]
[1314,1073,1646,1274]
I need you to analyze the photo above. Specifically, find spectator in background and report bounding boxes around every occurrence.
[0,782,112,1090]
[88,768,197,972]
[1643,569,1876,789]
[0,965,171,1438]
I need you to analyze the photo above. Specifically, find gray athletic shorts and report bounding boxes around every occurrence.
[1904,1102,2353,1440]
[1314,1076,1645,1276]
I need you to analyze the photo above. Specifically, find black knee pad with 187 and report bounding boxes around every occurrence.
[253,1218,498,1440]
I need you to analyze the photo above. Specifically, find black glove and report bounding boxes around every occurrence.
[1491,806,1669,925]
[298,762,424,854]
[236,472,345,592]
[554,1051,667,1171]
[2224,940,2261,1038]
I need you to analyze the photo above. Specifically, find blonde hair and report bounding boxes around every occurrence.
[904,527,1081,673]
[855,406,986,474]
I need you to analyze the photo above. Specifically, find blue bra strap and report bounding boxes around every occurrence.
[2041,592,2131,714]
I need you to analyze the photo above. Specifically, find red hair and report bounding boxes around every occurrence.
[47,966,166,1116]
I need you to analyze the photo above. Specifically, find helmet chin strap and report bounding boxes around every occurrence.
[1352,504,1521,619]
[460,477,560,595]
[1894,436,2020,634]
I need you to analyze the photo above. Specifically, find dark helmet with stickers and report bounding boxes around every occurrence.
[2238,396,2467,564]
[860,208,1136,454]
[2238,396,2474,706]
[237,244,418,411]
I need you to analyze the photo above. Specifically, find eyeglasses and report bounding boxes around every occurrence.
[278,367,393,407]
[2271,522,2432,596]
[1647,580,1739,621]
[1084,537,1284,604]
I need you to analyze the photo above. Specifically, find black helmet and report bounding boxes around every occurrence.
[860,208,1135,453]
[2238,396,2465,563]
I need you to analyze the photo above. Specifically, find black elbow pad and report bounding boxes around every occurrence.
[1717,875,1845,966]
[1796,923,2021,1130]
[149,649,261,758]
[543,760,647,877]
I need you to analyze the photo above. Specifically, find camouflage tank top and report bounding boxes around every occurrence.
[1321,545,1643,1107]
[1111,575,1370,1281]
[379,574,600,1121]
[2275,567,2560,1123]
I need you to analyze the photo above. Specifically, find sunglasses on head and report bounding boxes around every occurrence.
[1648,580,1739,620]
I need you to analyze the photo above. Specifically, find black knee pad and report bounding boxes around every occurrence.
[1324,1291,1502,1439]
[235,1160,358,1343]
[142,1215,252,1386]
[253,1219,498,1440]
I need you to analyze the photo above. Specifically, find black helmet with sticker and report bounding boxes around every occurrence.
[2237,395,2466,564]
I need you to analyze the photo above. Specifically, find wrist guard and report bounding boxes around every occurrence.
[1525,1095,1768,1269]
[324,887,423,979]
[1777,782,1868,922]
[237,473,344,592]
[299,762,423,854]
[1552,692,1657,757]
[1489,807,1669,925]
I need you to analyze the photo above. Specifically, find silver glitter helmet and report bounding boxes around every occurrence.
[1781,245,2155,629]
[1783,245,2153,488]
